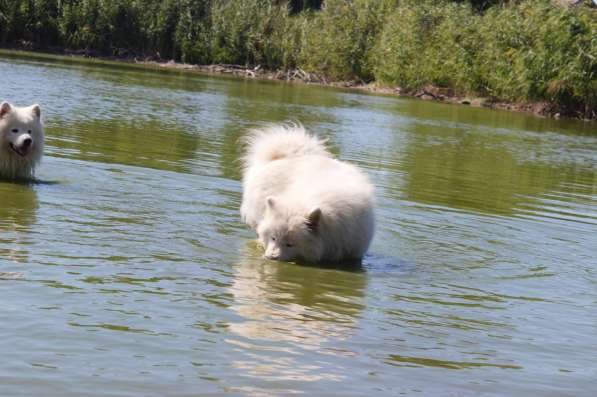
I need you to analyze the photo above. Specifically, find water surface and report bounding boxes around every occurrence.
[1,53,596,396]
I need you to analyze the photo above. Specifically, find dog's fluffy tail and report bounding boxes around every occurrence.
[243,124,329,169]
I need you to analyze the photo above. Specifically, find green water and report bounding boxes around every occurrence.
[1,53,596,396]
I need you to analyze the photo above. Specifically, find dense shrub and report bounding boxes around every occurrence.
[210,0,291,67]
[299,0,391,80]
[174,0,211,63]
[141,0,182,59]
[56,0,143,54]
[0,0,595,116]
[476,1,597,113]
[0,0,61,46]
[373,0,597,115]
[373,1,480,92]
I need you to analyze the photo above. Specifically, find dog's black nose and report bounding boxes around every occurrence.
[22,138,32,148]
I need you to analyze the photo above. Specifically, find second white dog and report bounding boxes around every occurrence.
[0,102,44,179]
[241,124,375,263]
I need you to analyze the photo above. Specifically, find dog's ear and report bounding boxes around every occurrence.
[306,207,322,232]
[31,104,41,119]
[266,196,277,211]
[0,102,11,118]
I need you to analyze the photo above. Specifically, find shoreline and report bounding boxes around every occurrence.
[1,48,593,122]
[138,58,573,120]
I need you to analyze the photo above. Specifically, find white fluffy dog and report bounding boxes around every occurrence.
[0,102,44,179]
[241,124,375,263]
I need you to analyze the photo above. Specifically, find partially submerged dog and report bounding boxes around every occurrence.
[241,124,375,263]
[0,102,44,179]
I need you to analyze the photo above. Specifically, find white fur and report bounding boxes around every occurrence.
[241,124,375,263]
[0,102,44,179]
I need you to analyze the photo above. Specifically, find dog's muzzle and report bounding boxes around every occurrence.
[9,138,33,157]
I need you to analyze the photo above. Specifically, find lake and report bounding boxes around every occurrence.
[0,52,596,396]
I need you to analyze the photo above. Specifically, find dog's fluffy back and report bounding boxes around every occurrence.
[242,124,330,170]
[241,124,375,263]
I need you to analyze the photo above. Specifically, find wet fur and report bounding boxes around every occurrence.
[0,102,44,179]
[241,124,375,263]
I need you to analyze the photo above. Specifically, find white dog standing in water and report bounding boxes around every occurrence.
[241,124,375,263]
[0,102,44,179]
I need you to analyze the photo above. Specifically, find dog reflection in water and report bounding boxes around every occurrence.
[226,244,367,380]
[0,182,38,263]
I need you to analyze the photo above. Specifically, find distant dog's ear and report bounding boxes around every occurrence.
[306,207,322,232]
[266,196,277,211]
[31,104,41,118]
[0,102,11,118]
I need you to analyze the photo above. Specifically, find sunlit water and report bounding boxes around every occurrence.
[0,53,596,396]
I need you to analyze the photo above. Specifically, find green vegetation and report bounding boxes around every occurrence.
[374,1,596,117]
[0,0,595,117]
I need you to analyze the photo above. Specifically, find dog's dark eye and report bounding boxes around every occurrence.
[271,236,276,241]
[11,129,18,133]
[285,243,293,248]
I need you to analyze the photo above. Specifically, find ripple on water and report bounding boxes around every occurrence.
[1,54,596,397]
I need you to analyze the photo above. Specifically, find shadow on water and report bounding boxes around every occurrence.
[281,253,415,274]
[238,235,413,274]
[362,253,416,274]
[4,178,62,186]
[291,258,365,272]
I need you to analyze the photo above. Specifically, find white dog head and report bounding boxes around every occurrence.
[0,102,44,178]
[257,196,324,263]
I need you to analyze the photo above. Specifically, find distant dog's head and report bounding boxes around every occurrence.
[257,196,324,263]
[0,102,44,177]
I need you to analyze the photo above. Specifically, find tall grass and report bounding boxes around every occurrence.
[299,0,391,80]
[0,0,595,117]
[477,1,597,114]
[374,0,596,116]
[210,0,291,67]
[373,1,480,93]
